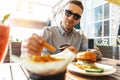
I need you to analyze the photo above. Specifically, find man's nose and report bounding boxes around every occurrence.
[68,15,74,20]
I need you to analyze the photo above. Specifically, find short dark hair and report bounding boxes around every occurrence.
[66,0,84,12]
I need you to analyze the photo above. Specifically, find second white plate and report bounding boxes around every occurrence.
[67,62,116,76]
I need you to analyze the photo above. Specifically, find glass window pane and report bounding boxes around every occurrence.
[95,38,109,46]
[110,4,120,18]
[93,6,102,21]
[94,38,102,45]
[104,3,109,19]
[104,20,109,36]
[111,18,119,36]
[102,38,109,46]
[111,37,117,45]
[94,22,102,37]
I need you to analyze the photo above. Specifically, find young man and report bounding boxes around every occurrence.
[21,0,88,57]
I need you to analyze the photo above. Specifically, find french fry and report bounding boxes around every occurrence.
[31,54,64,62]
[41,41,56,52]
[32,55,43,62]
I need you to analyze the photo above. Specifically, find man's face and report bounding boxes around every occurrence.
[61,3,83,31]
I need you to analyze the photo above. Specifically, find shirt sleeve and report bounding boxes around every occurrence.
[42,27,50,40]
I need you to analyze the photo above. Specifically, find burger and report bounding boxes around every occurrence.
[74,51,104,73]
[76,51,96,62]
[75,51,97,70]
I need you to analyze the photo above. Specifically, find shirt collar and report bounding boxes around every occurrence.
[58,22,75,35]
[58,25,65,35]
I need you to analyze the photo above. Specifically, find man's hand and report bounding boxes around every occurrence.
[21,33,44,56]
[21,33,56,57]
[67,46,78,54]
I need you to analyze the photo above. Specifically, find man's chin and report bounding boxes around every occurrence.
[65,24,73,28]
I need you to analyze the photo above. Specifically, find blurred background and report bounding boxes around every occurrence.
[0,0,120,62]
[0,0,119,46]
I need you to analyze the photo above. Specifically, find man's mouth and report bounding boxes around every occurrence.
[66,20,73,25]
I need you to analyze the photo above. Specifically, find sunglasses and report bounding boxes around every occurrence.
[65,10,81,20]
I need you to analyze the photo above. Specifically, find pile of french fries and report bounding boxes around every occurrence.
[31,54,64,62]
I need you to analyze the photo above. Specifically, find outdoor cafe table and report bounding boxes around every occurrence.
[0,58,120,80]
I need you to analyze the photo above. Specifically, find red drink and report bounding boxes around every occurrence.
[0,23,10,63]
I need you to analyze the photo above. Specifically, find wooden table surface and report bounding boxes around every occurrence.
[0,63,29,80]
[0,58,120,80]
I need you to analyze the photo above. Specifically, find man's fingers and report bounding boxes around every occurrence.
[68,46,78,54]
[32,33,56,52]
[28,37,42,50]
[27,49,42,56]
[32,33,44,44]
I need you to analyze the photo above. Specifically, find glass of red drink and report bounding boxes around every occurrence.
[0,23,10,63]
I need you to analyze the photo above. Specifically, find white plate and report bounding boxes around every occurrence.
[67,62,116,76]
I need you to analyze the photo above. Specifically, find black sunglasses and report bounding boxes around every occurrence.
[65,10,81,20]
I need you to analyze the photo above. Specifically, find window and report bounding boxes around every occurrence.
[81,0,120,45]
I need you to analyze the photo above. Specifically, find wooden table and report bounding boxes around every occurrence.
[0,58,120,80]
[0,63,29,80]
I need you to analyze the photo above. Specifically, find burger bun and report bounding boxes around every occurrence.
[76,51,96,62]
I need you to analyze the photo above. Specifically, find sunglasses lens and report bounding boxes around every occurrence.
[65,10,81,20]
[73,14,81,20]
[65,10,72,17]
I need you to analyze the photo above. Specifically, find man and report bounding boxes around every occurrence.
[21,0,88,57]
